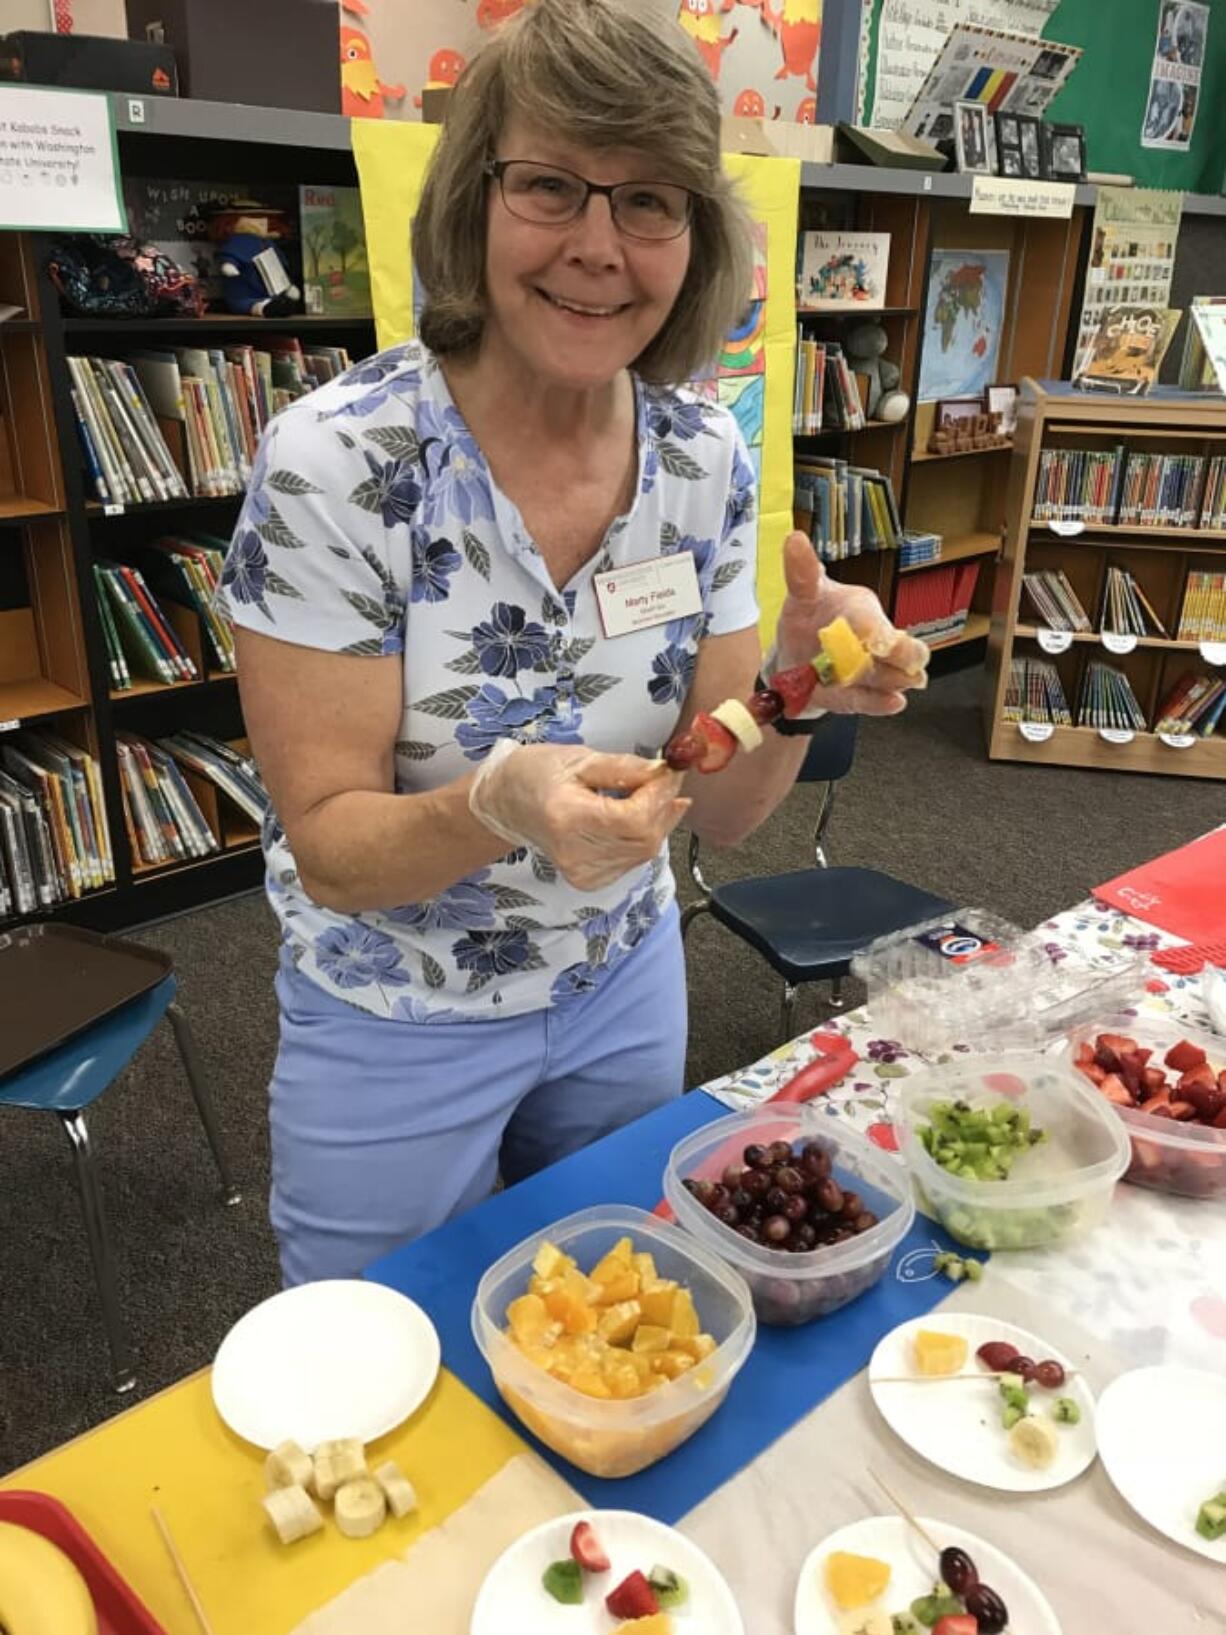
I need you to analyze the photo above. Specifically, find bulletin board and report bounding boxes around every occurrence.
[860,0,1226,193]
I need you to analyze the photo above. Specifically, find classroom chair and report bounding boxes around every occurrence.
[0,924,240,1393]
[680,713,953,1041]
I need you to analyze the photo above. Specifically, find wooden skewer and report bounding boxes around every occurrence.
[869,1467,942,1558]
[151,1506,217,1635]
[874,1369,1079,1385]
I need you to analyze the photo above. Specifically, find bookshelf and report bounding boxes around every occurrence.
[984,380,1226,781]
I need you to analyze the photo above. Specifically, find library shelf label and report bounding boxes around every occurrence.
[1048,520,1085,537]
[1099,728,1136,745]
[1101,631,1138,655]
[1158,732,1196,750]
[971,175,1075,219]
[1200,641,1226,666]
[1037,628,1074,654]
[103,503,125,516]
[1018,721,1055,743]
[0,720,18,733]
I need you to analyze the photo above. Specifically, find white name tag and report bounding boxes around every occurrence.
[593,552,703,638]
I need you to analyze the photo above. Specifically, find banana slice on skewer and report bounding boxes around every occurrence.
[334,1476,387,1539]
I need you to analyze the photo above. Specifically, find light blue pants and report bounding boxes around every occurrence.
[268,904,687,1285]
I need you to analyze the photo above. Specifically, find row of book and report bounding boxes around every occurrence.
[1177,572,1226,642]
[1077,662,1147,732]
[793,459,900,562]
[70,340,353,506]
[92,538,233,691]
[898,530,941,569]
[792,336,867,434]
[1156,672,1226,737]
[895,562,981,646]
[1022,568,1091,633]
[1003,657,1073,726]
[0,733,114,917]
[1031,446,1226,530]
[118,733,268,869]
[1099,566,1164,637]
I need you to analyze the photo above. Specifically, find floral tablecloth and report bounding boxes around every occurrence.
[699,897,1226,1374]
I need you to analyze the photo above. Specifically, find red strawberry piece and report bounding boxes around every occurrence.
[1142,1066,1167,1093]
[663,730,706,772]
[1171,1102,1200,1122]
[1098,1072,1134,1107]
[1093,1043,1121,1073]
[605,1570,660,1621]
[1165,1039,1208,1073]
[1099,1033,1140,1057]
[1081,1062,1107,1084]
[1177,1063,1218,1094]
[1074,1042,1095,1065]
[769,661,819,717]
[1215,1105,1226,1129]
[1120,1047,1152,1070]
[933,1617,979,1635]
[1142,1092,1174,1119]
[569,1520,610,1574]
[1219,1069,1226,1096]
[689,711,737,773]
[1181,1082,1225,1123]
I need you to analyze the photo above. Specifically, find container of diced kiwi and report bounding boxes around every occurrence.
[896,1056,1130,1250]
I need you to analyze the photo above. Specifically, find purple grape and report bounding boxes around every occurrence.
[762,1215,791,1244]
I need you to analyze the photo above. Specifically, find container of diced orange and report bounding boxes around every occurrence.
[471,1204,754,1478]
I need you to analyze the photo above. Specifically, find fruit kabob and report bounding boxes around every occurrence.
[661,615,916,774]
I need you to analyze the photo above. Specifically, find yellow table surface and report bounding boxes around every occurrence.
[2,1365,527,1635]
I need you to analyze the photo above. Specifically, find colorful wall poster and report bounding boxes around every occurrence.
[1141,0,1208,151]
[351,122,799,641]
[918,246,1009,401]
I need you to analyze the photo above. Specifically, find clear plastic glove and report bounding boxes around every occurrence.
[772,531,930,717]
[468,739,690,892]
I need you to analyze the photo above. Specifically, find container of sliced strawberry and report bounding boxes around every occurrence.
[1065,1013,1226,1199]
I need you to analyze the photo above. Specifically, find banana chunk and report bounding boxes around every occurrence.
[263,1484,324,1545]
[710,698,763,752]
[373,1458,419,1519]
[313,1437,366,1501]
[1008,1413,1060,1470]
[335,1476,387,1539]
[264,1438,314,1493]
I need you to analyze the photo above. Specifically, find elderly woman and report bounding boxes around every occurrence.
[221,0,927,1286]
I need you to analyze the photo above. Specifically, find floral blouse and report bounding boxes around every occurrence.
[219,340,759,1021]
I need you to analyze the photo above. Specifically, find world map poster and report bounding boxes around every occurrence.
[918,247,1010,402]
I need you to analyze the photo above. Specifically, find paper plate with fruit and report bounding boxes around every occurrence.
[471,1509,744,1635]
[868,1314,1096,1492]
[1096,1365,1226,1564]
[794,1514,1061,1635]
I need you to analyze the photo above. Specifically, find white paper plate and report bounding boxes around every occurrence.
[794,1514,1062,1635]
[211,1279,440,1450]
[1097,1365,1226,1564]
[868,1313,1096,1492]
[471,1509,744,1635]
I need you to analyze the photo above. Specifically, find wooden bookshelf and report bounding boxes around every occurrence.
[984,380,1226,780]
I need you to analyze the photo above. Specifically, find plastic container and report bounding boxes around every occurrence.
[896,1055,1130,1250]
[851,908,1144,1057]
[471,1204,754,1478]
[0,1490,168,1635]
[663,1105,915,1327]
[1064,1012,1226,1199]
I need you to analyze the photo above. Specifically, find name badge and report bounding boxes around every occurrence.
[593,553,703,638]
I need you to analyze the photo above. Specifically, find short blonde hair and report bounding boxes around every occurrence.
[413,0,754,385]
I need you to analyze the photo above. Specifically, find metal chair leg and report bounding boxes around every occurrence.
[780,980,799,1042]
[828,976,846,1012]
[680,900,712,943]
[59,1111,136,1395]
[165,1002,241,1206]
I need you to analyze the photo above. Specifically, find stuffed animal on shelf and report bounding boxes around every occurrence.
[845,321,909,422]
[205,201,302,317]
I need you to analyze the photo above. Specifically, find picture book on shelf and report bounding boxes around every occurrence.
[798,232,889,310]
[299,185,372,318]
[1077,304,1180,394]
[122,178,300,307]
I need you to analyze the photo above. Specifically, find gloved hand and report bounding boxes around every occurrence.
[771,531,930,716]
[468,740,690,892]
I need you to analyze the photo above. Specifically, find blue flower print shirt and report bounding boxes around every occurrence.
[219,340,759,1022]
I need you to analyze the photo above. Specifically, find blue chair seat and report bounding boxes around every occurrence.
[0,976,176,1114]
[710,867,952,986]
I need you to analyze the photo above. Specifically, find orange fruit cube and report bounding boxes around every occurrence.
[638,1280,679,1326]
[596,1299,642,1345]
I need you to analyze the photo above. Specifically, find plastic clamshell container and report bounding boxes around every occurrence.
[897,1055,1130,1250]
[471,1204,754,1479]
[851,907,1144,1058]
[1064,1012,1226,1199]
[663,1105,915,1327]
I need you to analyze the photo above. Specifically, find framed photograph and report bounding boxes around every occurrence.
[954,99,995,175]
[994,111,1023,178]
[935,394,985,428]
[1016,113,1043,179]
[986,384,1019,435]
[1042,121,1087,182]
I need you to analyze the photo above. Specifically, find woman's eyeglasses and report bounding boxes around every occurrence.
[485,159,694,243]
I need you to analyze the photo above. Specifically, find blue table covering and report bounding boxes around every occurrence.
[367,1090,980,1523]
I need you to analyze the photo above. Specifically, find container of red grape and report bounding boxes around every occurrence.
[1064,1012,1226,1199]
[663,1105,914,1327]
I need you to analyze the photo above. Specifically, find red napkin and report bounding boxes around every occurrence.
[1095,829,1226,943]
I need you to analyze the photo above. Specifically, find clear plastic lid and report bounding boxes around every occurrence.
[851,907,1145,1058]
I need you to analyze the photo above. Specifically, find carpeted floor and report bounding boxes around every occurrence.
[2,662,1218,1475]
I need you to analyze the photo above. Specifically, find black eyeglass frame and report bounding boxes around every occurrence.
[483,158,696,242]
